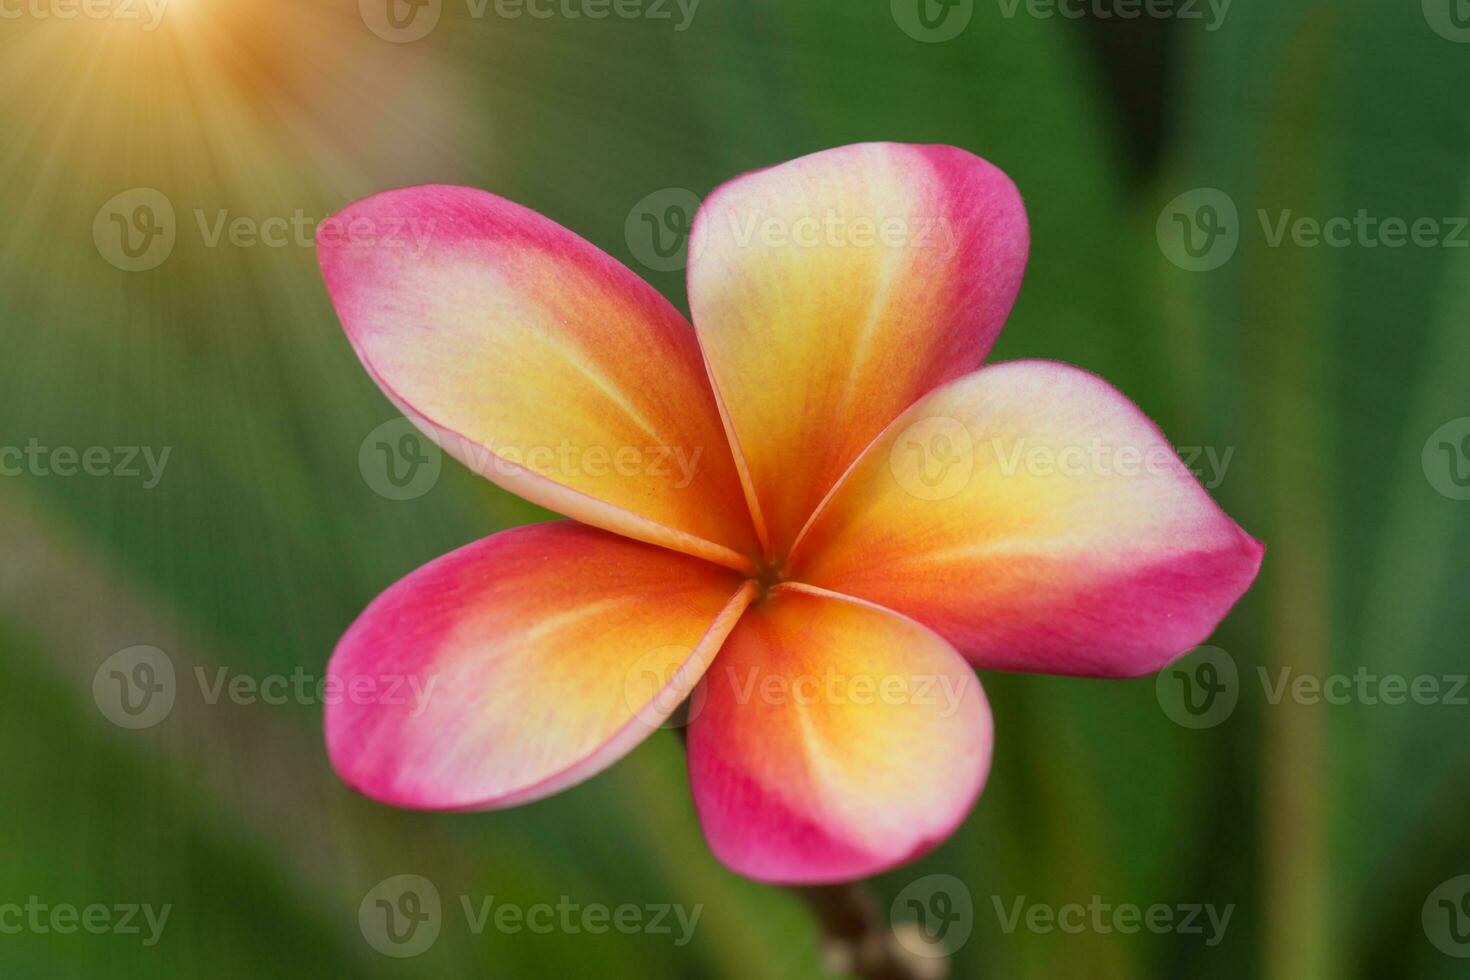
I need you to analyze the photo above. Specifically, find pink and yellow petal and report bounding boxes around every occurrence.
[789,360,1264,678]
[686,586,992,883]
[326,522,755,810]
[687,143,1029,557]
[318,185,759,572]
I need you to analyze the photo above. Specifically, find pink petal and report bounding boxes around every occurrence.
[318,185,760,572]
[326,522,755,810]
[687,143,1029,558]
[686,585,992,883]
[789,360,1264,677]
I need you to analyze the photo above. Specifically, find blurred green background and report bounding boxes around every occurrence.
[2,0,1469,976]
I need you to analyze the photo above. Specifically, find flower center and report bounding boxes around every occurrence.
[752,558,787,599]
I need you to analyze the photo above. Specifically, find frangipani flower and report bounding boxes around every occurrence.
[319,143,1263,884]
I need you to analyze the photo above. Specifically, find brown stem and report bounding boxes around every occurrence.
[796,882,948,980]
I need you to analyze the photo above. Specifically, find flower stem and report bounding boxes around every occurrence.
[795,882,947,980]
